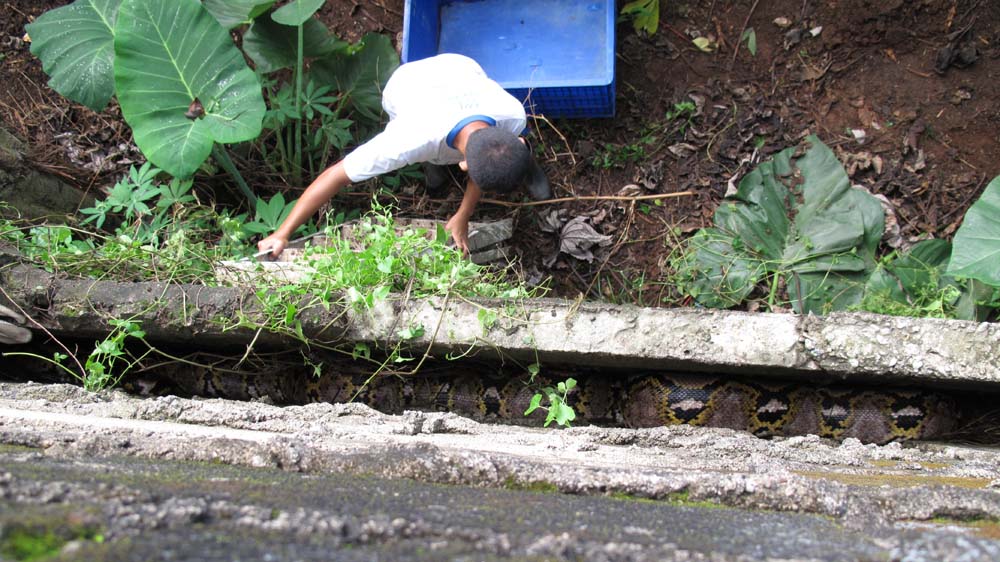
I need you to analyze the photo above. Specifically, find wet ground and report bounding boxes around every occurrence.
[3,382,1000,561]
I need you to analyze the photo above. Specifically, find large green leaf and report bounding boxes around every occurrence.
[26,0,121,111]
[114,0,266,178]
[673,228,765,308]
[677,136,884,314]
[271,0,325,27]
[310,33,399,123]
[714,147,794,261]
[201,0,275,29]
[947,174,1000,286]
[243,14,346,73]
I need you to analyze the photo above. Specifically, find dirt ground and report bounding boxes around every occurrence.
[2,0,998,307]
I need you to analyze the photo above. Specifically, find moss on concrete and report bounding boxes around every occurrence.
[502,477,559,493]
[927,516,1000,539]
[868,460,953,470]
[0,510,104,562]
[795,470,990,489]
[0,444,41,454]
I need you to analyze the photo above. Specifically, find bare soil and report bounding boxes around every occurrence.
[2,0,998,307]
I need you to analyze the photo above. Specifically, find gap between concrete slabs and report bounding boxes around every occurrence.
[2,262,999,389]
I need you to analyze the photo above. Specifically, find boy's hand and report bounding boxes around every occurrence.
[444,214,470,255]
[257,234,288,259]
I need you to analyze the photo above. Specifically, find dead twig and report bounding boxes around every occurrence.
[529,113,576,166]
[729,0,761,71]
[339,189,697,208]
[904,67,933,78]
[372,0,402,18]
[584,201,637,298]
[662,23,692,45]
[479,191,696,208]
[926,134,978,171]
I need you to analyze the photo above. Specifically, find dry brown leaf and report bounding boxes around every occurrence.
[559,216,612,263]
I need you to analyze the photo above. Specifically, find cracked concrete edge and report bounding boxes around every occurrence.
[2,262,999,388]
[3,383,1000,533]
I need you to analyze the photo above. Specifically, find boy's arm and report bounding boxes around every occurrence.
[258,160,352,258]
[444,180,482,255]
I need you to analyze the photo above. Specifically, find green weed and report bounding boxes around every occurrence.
[0,523,102,561]
[621,0,660,36]
[524,366,578,428]
[591,135,655,169]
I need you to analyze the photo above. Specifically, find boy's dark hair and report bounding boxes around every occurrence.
[465,127,530,193]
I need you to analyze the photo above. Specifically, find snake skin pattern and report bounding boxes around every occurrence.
[126,363,960,445]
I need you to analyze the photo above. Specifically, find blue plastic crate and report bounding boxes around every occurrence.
[402,0,616,119]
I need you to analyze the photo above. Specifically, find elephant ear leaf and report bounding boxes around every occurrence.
[243,14,346,74]
[26,0,121,111]
[114,0,265,178]
[310,33,399,122]
[947,174,1000,286]
[271,0,326,26]
[201,0,275,29]
[676,136,884,314]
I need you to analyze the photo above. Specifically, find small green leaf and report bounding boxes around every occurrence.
[621,0,659,35]
[524,393,542,416]
[741,28,757,56]
[351,342,370,360]
[373,285,390,302]
[477,308,498,331]
[346,286,363,304]
[552,402,576,427]
[398,324,424,340]
[692,37,716,52]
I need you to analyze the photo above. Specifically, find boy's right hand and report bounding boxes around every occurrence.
[257,234,288,259]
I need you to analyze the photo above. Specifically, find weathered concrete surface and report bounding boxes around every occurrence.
[2,382,1000,561]
[3,261,999,389]
[0,127,95,221]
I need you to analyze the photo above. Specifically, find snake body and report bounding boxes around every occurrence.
[129,364,960,444]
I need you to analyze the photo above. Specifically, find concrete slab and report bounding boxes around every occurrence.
[2,381,1000,557]
[3,260,998,389]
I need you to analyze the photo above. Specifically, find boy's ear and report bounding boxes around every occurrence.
[458,160,469,172]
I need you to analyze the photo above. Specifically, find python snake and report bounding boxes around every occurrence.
[125,361,959,445]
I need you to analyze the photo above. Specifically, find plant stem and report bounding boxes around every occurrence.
[768,272,781,311]
[293,24,305,186]
[211,144,256,208]
[729,0,760,70]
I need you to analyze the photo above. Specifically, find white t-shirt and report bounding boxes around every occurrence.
[342,54,527,182]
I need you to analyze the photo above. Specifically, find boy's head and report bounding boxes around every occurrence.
[461,127,530,194]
